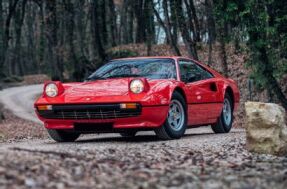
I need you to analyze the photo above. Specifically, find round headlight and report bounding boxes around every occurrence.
[45,83,58,97]
[130,79,144,94]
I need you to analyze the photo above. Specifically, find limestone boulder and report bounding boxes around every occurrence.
[245,101,287,156]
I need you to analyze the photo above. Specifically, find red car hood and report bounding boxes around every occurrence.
[64,79,129,97]
[36,78,175,105]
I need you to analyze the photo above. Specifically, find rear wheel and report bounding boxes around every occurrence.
[211,93,233,133]
[120,131,137,137]
[155,91,187,140]
[47,129,80,142]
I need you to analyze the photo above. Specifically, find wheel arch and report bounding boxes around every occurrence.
[172,86,188,122]
[225,86,235,110]
[173,87,187,104]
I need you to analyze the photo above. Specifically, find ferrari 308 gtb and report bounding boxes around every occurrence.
[34,57,239,142]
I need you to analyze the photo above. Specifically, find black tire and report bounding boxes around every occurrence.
[211,93,233,133]
[47,129,80,142]
[154,91,187,140]
[120,131,137,137]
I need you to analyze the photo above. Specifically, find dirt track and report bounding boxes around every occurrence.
[0,84,43,124]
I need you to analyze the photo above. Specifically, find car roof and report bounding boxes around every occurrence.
[112,56,191,61]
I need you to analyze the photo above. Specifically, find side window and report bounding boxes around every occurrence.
[194,64,213,80]
[179,60,213,82]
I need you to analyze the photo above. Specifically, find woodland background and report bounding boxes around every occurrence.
[0,0,286,113]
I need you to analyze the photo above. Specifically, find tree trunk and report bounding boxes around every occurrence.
[38,1,45,74]
[219,31,228,76]
[119,0,128,44]
[145,0,155,55]
[134,0,145,43]
[74,0,90,77]
[0,0,4,78]
[0,103,4,123]
[218,0,228,76]
[127,1,134,43]
[183,0,196,40]
[45,0,63,81]
[259,46,287,109]
[205,0,216,65]
[90,0,106,63]
[208,40,213,66]
[64,0,82,81]
[161,0,181,56]
[189,0,200,42]
[12,0,27,76]
[108,0,117,47]
[169,0,178,43]
[98,0,108,46]
[173,0,198,59]
[0,0,20,78]
[26,2,38,74]
[153,3,169,44]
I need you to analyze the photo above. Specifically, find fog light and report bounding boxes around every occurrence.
[37,105,52,111]
[120,103,137,109]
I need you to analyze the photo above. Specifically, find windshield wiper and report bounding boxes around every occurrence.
[105,74,141,79]
[85,75,106,81]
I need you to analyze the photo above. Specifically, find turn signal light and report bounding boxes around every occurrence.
[37,105,52,111]
[120,103,138,109]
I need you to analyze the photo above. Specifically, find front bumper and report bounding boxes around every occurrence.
[36,105,169,130]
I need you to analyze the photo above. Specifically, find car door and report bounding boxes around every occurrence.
[179,59,222,126]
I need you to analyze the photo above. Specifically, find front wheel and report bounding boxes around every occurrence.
[211,93,233,133]
[154,91,187,140]
[47,129,80,142]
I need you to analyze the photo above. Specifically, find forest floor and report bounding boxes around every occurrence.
[0,115,286,189]
[0,85,287,189]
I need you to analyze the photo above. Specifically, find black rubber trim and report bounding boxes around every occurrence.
[51,103,141,111]
[188,102,223,105]
[142,104,169,107]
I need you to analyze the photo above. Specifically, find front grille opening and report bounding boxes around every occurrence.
[74,123,114,133]
[37,103,141,120]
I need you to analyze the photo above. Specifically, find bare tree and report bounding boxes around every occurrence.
[90,0,106,64]
[45,0,63,80]
[205,0,216,65]
[0,0,20,78]
[173,0,198,59]
[155,0,181,55]
[11,0,27,76]
[0,0,4,78]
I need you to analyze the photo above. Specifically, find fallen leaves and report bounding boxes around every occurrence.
[0,109,47,142]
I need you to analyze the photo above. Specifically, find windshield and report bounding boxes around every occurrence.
[87,58,177,80]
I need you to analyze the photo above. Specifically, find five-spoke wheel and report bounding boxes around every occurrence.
[211,93,233,133]
[155,91,187,140]
[168,100,185,131]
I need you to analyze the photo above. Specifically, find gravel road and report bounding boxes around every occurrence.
[0,85,286,189]
[0,84,43,124]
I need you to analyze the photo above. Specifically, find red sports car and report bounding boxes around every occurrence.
[34,57,239,142]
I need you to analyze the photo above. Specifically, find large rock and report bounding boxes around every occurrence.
[245,102,287,156]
